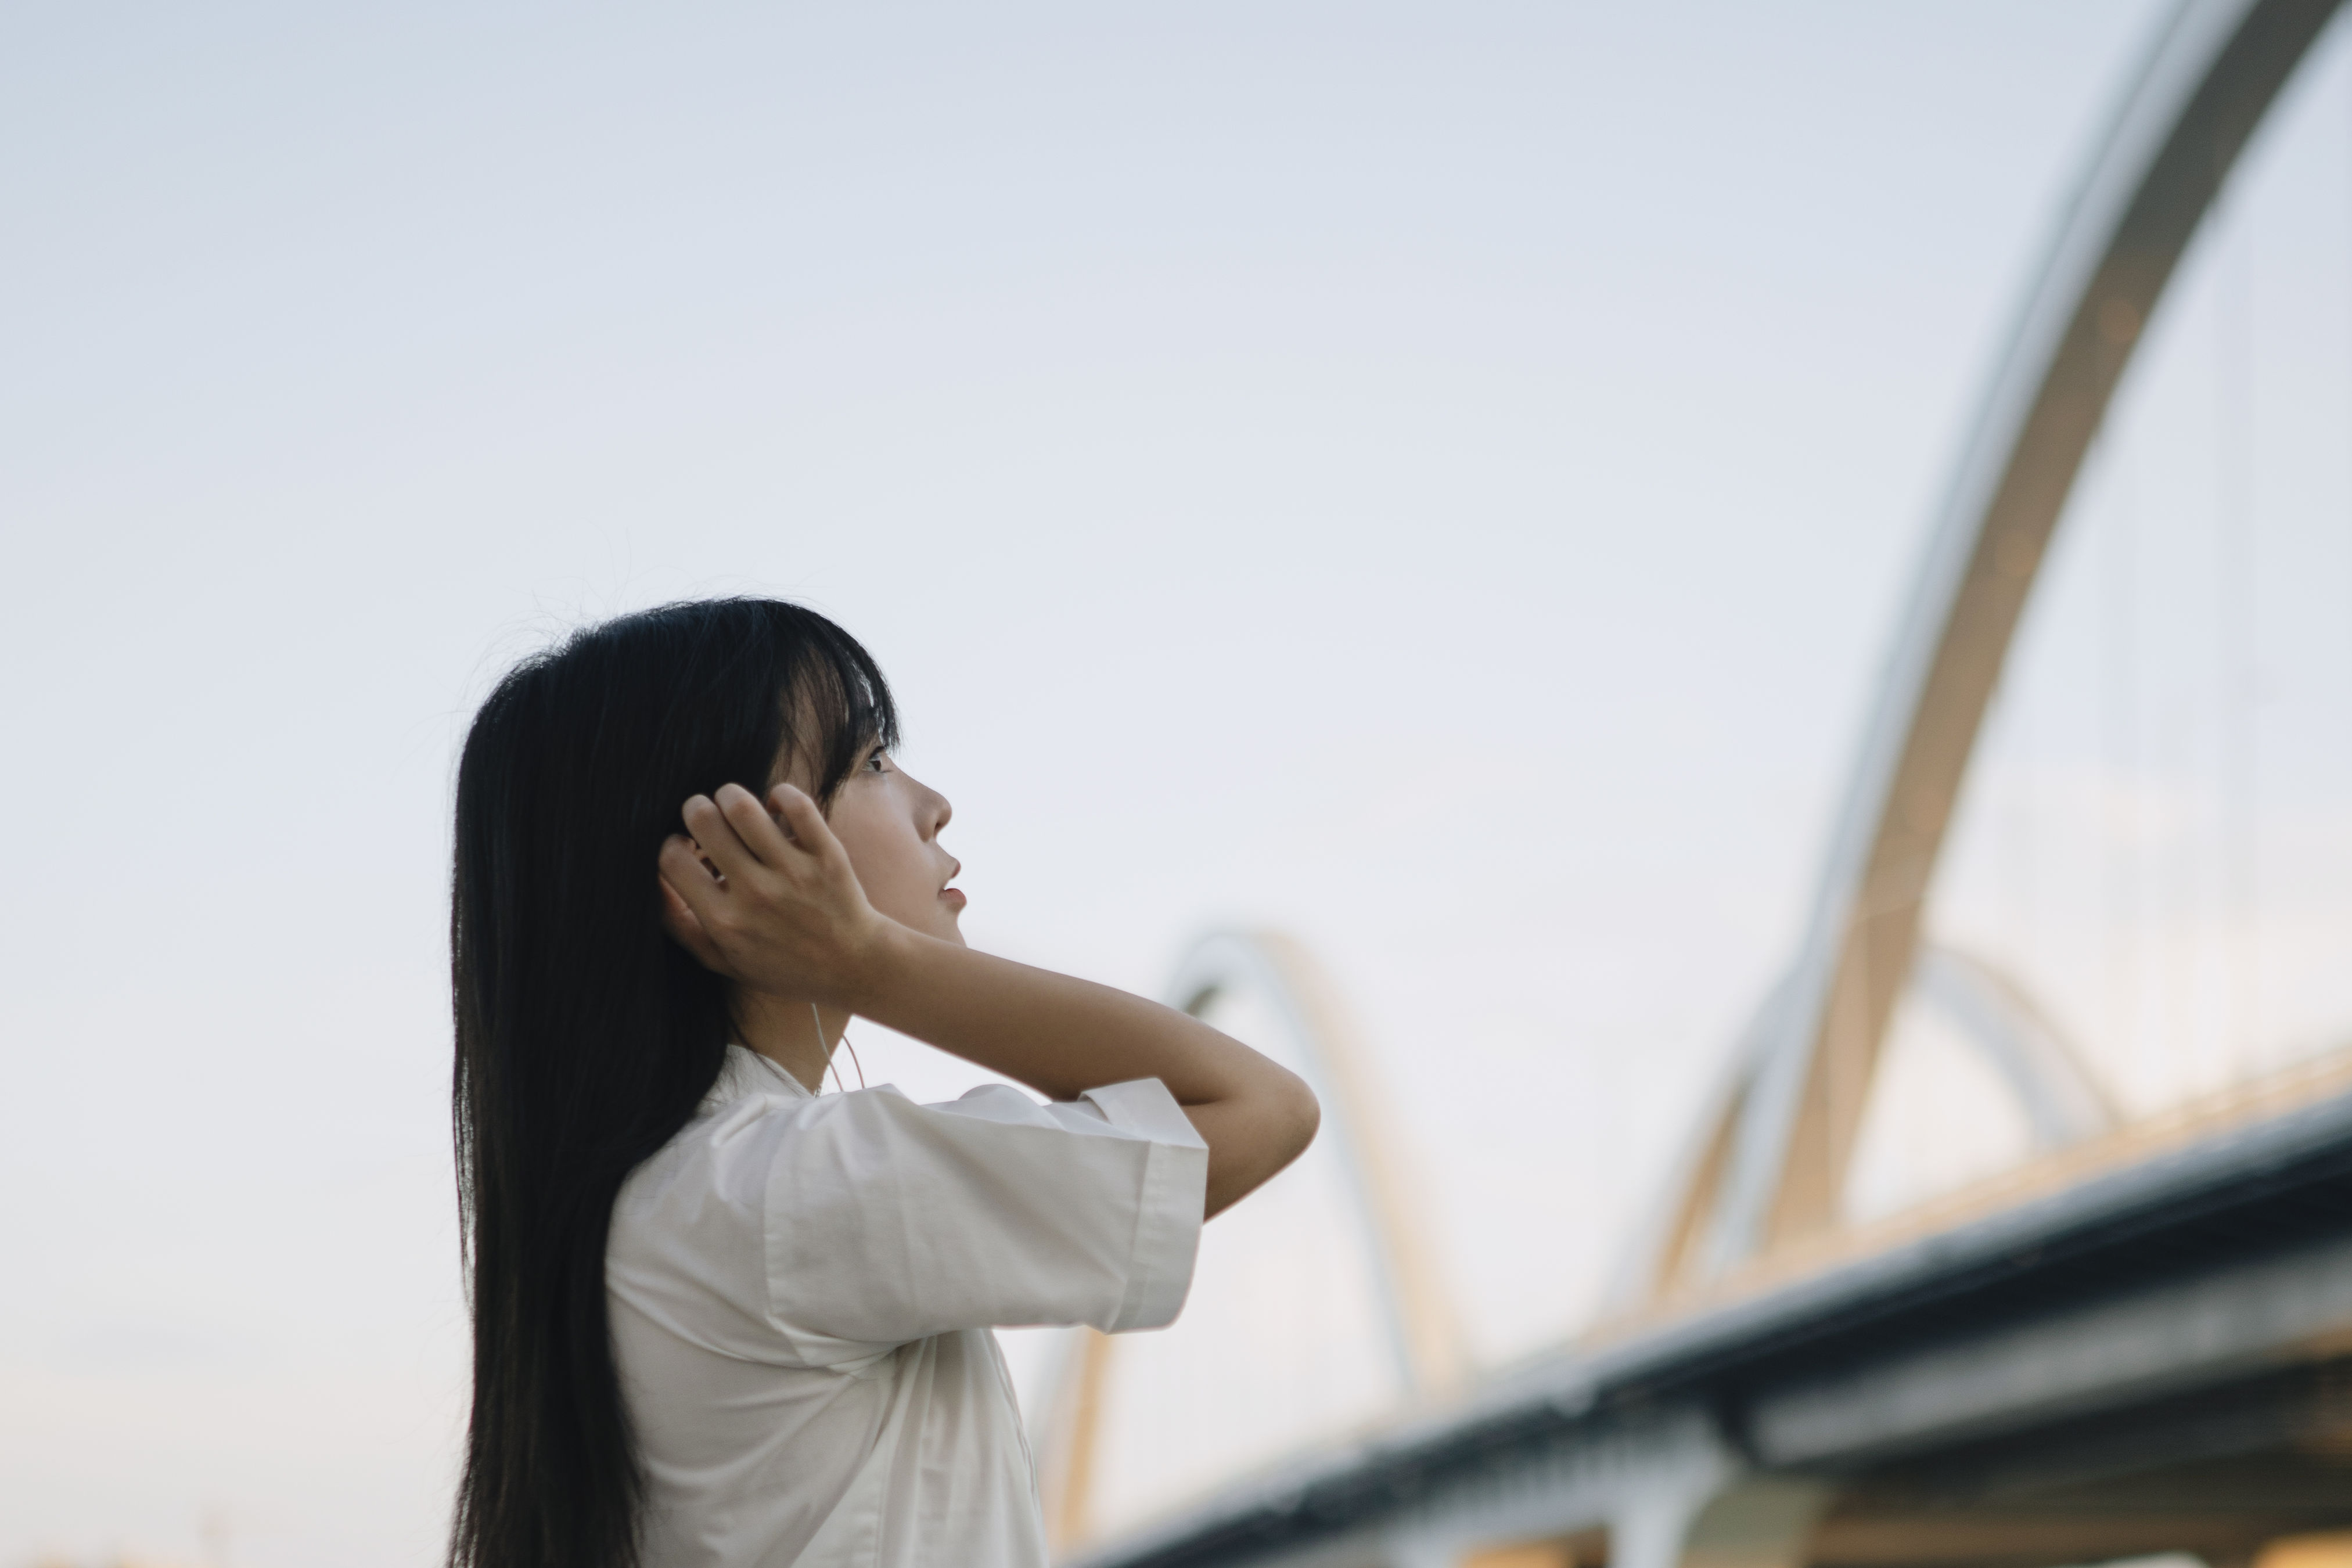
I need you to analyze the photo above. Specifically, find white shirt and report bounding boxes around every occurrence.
[607,1045,1208,1567]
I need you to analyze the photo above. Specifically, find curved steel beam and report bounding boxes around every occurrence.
[1625,946,2116,1304]
[1032,928,1470,1553]
[1607,976,1786,1309]
[1698,0,2344,1269]
[1913,947,2119,1150]
[1164,929,1470,1401]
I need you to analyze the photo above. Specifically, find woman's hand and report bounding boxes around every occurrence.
[657,782,896,1007]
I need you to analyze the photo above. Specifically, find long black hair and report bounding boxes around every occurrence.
[448,598,898,1568]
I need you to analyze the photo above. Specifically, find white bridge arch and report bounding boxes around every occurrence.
[1637,0,2345,1297]
[1059,3,2352,1563]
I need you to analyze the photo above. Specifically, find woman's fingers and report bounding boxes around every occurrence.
[658,836,726,913]
[765,783,841,868]
[681,791,765,882]
[715,782,806,870]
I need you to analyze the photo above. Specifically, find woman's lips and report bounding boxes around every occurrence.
[941,886,968,910]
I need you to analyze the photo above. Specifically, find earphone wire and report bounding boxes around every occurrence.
[814,1001,843,1095]
[811,1001,866,1093]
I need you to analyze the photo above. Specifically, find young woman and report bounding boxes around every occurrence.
[448,598,1318,1568]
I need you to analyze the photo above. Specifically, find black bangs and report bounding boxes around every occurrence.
[787,610,901,808]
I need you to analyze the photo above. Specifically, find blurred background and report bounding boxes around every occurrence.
[5,2,2351,1564]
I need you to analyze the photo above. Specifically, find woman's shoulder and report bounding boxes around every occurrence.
[624,1062,829,1209]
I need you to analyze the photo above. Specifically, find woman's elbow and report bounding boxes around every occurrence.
[1272,1066,1321,1169]
[1199,1067,1323,1218]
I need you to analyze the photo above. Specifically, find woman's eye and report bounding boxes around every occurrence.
[864,751,889,773]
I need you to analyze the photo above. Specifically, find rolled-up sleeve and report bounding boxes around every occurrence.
[761,1078,1207,1346]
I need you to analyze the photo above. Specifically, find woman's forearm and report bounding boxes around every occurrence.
[847,925,1319,1215]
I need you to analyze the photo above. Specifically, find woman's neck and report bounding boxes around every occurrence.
[734,988,854,1092]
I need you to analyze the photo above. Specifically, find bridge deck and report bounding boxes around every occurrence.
[1074,1081,2352,1568]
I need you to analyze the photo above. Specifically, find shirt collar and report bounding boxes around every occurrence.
[704,1043,816,1112]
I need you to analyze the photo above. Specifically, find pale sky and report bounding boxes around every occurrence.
[28,1,2350,1562]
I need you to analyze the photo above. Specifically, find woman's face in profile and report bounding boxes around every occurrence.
[823,743,966,946]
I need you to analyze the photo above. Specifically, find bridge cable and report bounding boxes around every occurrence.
[2217,202,2260,1081]
[2101,421,2141,1082]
